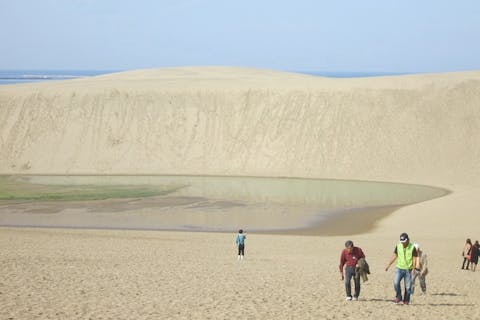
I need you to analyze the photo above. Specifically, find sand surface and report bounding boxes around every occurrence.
[1,67,480,319]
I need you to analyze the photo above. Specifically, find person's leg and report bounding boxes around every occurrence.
[345,267,354,299]
[353,270,361,299]
[462,258,468,269]
[404,270,412,303]
[393,268,404,302]
[411,270,418,294]
[419,275,427,293]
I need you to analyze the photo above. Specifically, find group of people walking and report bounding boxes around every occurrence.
[236,230,480,304]
[461,238,480,271]
[340,232,428,305]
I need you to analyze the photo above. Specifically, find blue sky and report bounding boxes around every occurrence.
[1,0,479,73]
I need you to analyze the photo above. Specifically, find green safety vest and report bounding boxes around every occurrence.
[396,243,415,270]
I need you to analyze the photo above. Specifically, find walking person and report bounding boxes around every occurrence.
[411,243,428,294]
[339,240,365,301]
[385,233,419,305]
[461,238,472,270]
[470,241,479,272]
[235,229,246,261]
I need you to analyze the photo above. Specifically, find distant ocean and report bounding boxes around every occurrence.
[0,69,409,85]
[0,70,118,85]
[298,71,409,78]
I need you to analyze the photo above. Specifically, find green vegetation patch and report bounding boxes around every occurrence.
[0,175,185,201]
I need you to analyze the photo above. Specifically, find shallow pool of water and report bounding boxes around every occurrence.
[0,175,449,234]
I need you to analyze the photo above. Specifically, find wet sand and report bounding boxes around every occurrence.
[0,195,400,235]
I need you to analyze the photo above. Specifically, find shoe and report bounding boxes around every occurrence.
[352,297,358,301]
[345,296,352,301]
[393,298,402,304]
[403,301,409,305]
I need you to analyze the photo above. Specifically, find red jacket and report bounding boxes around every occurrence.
[339,247,365,272]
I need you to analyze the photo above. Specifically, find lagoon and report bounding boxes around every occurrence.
[0,175,448,235]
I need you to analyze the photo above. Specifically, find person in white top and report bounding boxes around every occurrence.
[412,243,428,294]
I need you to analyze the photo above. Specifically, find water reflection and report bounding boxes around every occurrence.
[0,175,448,233]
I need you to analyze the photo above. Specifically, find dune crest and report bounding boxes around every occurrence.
[1,67,480,186]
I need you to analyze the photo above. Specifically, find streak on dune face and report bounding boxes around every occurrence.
[1,67,480,187]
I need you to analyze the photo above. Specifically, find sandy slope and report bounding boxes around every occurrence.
[1,67,480,319]
[1,67,480,186]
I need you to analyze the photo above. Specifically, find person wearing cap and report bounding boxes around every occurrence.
[339,240,365,301]
[385,232,419,305]
[411,243,428,294]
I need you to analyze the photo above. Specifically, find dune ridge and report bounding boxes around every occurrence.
[1,67,480,187]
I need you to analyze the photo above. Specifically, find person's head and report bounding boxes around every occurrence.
[467,238,472,245]
[400,233,409,247]
[475,240,479,246]
[239,229,243,234]
[345,240,354,252]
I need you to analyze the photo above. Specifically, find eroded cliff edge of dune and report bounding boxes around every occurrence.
[1,67,479,187]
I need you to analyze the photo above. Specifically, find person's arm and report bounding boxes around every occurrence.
[385,254,397,271]
[358,247,365,259]
[413,247,419,271]
[339,250,346,280]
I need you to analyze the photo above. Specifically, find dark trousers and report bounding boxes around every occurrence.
[238,244,245,256]
[345,266,360,298]
[462,257,470,269]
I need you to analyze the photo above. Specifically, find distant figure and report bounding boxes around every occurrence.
[235,229,246,261]
[339,240,365,301]
[470,241,480,272]
[461,238,472,270]
[411,243,428,294]
[385,232,418,305]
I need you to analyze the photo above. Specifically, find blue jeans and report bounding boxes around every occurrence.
[394,268,412,302]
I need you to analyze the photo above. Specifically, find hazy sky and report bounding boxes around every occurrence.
[1,0,479,72]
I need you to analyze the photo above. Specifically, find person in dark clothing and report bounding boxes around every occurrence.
[339,240,365,301]
[470,240,479,272]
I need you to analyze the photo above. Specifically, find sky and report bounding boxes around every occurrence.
[1,0,480,73]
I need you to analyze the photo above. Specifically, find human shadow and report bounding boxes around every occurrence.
[430,292,463,297]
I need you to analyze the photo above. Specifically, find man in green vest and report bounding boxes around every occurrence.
[385,232,419,305]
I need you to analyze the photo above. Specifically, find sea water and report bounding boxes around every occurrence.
[0,70,412,85]
[0,70,118,85]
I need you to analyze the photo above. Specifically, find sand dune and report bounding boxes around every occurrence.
[1,67,480,319]
[1,67,480,186]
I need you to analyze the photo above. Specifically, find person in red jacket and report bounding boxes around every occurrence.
[339,240,365,301]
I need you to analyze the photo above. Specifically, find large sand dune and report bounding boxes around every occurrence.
[1,67,480,186]
[1,67,480,319]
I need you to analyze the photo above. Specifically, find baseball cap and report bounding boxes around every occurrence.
[414,243,420,249]
[400,233,409,243]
